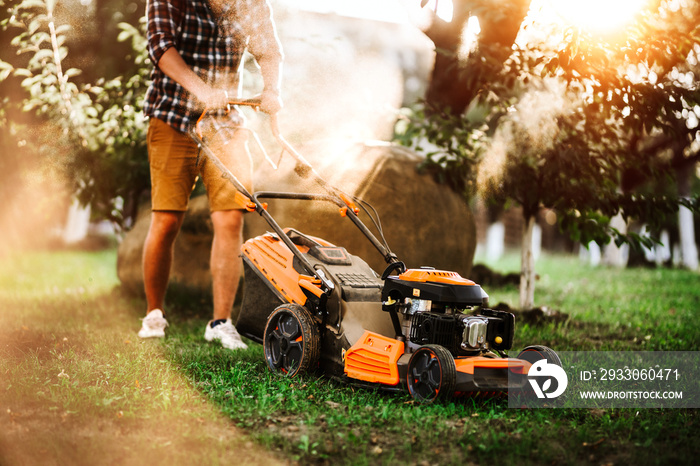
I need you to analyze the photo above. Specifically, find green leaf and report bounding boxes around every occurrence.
[32,48,54,63]
[54,24,70,35]
[13,68,32,77]
[117,30,130,42]
[41,73,56,85]
[11,35,26,48]
[18,0,47,11]
[27,17,43,34]
[63,68,81,79]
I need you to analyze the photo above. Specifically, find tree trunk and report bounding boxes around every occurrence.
[62,198,91,244]
[419,0,533,115]
[677,163,699,270]
[519,214,536,310]
[602,213,629,267]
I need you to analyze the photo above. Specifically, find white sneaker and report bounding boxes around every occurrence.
[204,319,248,350]
[138,309,168,338]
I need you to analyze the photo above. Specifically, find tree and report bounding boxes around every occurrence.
[0,0,150,231]
[399,0,700,309]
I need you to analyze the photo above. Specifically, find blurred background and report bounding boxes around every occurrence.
[1,0,698,294]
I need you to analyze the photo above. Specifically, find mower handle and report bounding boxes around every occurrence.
[195,97,285,170]
[194,97,262,135]
[194,98,398,266]
[198,98,355,210]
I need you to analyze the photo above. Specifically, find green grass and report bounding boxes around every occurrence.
[1,248,698,465]
[0,251,193,418]
[161,250,699,465]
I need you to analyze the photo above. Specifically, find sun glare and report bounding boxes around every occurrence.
[546,0,650,34]
[425,0,454,22]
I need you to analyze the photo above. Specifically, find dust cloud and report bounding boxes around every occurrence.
[227,3,432,196]
[477,78,570,196]
[0,130,72,256]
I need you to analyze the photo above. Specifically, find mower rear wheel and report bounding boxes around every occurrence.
[406,345,457,403]
[263,304,320,377]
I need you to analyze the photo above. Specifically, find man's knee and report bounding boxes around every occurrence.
[211,209,244,235]
[148,211,185,242]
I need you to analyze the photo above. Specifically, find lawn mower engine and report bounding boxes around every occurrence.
[381,268,515,356]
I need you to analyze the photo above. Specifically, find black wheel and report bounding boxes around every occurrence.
[263,303,320,377]
[517,345,562,367]
[406,345,457,403]
[516,346,563,402]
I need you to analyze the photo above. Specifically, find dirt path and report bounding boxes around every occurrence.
[1,327,287,466]
[0,261,288,466]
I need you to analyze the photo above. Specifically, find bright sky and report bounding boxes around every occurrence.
[280,0,413,23]
[284,0,652,36]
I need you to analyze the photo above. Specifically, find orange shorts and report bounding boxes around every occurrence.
[146,117,253,212]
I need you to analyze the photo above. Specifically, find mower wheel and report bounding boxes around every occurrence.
[406,345,457,403]
[263,304,320,377]
[517,345,562,367]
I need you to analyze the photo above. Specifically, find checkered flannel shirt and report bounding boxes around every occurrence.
[144,0,281,134]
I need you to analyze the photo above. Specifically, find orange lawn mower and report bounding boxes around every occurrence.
[191,99,561,403]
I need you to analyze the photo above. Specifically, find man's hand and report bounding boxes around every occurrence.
[197,86,231,110]
[157,48,232,110]
[260,89,283,115]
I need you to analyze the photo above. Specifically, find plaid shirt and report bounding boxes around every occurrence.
[144,0,281,133]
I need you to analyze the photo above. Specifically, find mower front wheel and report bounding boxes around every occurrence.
[517,345,562,367]
[263,304,320,377]
[406,345,457,403]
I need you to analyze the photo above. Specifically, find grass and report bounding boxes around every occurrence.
[163,250,700,465]
[1,248,699,465]
[0,251,191,418]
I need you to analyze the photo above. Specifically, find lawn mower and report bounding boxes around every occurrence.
[192,100,561,403]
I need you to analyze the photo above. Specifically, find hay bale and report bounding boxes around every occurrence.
[117,141,476,296]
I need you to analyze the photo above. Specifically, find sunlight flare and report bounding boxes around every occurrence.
[546,0,650,34]
[425,0,454,22]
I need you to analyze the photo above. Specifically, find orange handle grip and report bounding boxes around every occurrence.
[298,277,324,298]
[194,98,262,138]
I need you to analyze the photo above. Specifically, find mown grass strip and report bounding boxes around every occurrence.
[0,249,283,466]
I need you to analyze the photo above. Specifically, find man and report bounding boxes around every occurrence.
[138,0,283,350]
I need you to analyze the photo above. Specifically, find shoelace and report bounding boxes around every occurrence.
[218,323,241,339]
[146,314,168,329]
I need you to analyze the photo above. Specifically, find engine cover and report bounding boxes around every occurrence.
[409,312,462,354]
[382,268,488,307]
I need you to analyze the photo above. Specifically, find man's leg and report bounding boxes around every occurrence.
[143,211,185,313]
[209,209,244,320]
[199,124,251,349]
[203,209,248,350]
[139,117,198,338]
